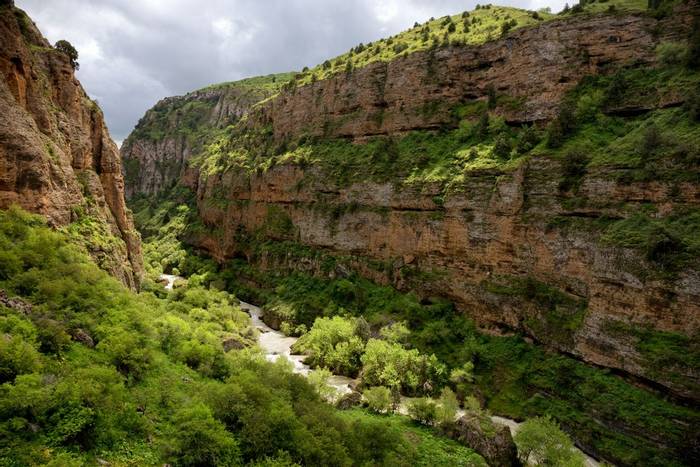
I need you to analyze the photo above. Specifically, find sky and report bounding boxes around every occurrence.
[17,0,568,144]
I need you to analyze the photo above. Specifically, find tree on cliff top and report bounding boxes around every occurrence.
[55,40,79,69]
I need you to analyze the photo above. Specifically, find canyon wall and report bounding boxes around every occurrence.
[0,3,142,288]
[124,4,699,398]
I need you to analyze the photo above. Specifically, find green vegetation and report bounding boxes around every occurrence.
[363,386,393,414]
[0,206,487,465]
[514,416,585,466]
[337,409,488,467]
[291,316,366,376]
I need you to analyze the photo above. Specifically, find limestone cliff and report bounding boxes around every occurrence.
[0,3,143,288]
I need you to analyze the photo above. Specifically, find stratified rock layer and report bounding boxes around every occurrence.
[0,5,142,288]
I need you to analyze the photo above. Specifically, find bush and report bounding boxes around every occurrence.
[307,367,336,400]
[363,386,393,413]
[166,404,241,466]
[546,100,577,148]
[492,132,512,159]
[516,125,540,154]
[407,398,437,425]
[558,147,590,192]
[514,416,585,466]
[54,40,79,69]
[361,339,446,396]
[436,388,459,427]
[292,316,366,376]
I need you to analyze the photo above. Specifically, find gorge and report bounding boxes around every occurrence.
[1,0,699,466]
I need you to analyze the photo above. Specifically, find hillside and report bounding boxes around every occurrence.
[121,1,700,465]
[0,1,142,287]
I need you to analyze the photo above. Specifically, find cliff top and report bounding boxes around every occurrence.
[290,0,652,87]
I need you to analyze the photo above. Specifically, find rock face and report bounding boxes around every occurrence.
[164,5,700,403]
[0,5,142,288]
[189,154,700,402]
[121,75,292,199]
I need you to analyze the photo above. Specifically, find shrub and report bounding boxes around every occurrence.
[407,398,437,425]
[475,111,490,140]
[492,132,512,159]
[379,321,410,344]
[546,100,577,148]
[684,85,700,121]
[166,404,241,466]
[363,386,393,413]
[514,416,585,466]
[54,40,79,69]
[308,367,336,400]
[292,316,365,376]
[436,387,459,427]
[361,339,446,396]
[516,125,540,154]
[559,147,590,192]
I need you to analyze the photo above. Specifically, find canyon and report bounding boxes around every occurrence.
[123,2,699,401]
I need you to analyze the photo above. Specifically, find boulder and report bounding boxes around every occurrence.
[443,414,521,467]
[335,391,362,410]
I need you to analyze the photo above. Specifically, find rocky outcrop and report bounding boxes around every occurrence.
[121,76,290,199]
[0,4,142,288]
[444,415,520,467]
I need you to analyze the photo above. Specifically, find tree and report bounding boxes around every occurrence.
[363,386,393,414]
[514,416,585,466]
[449,361,474,400]
[475,111,490,140]
[291,316,365,376]
[54,40,79,69]
[308,367,336,400]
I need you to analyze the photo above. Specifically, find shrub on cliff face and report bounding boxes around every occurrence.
[54,40,79,69]
[546,100,577,148]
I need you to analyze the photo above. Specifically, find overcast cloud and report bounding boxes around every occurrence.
[16,0,567,143]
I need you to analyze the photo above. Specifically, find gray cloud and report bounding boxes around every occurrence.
[16,0,566,143]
